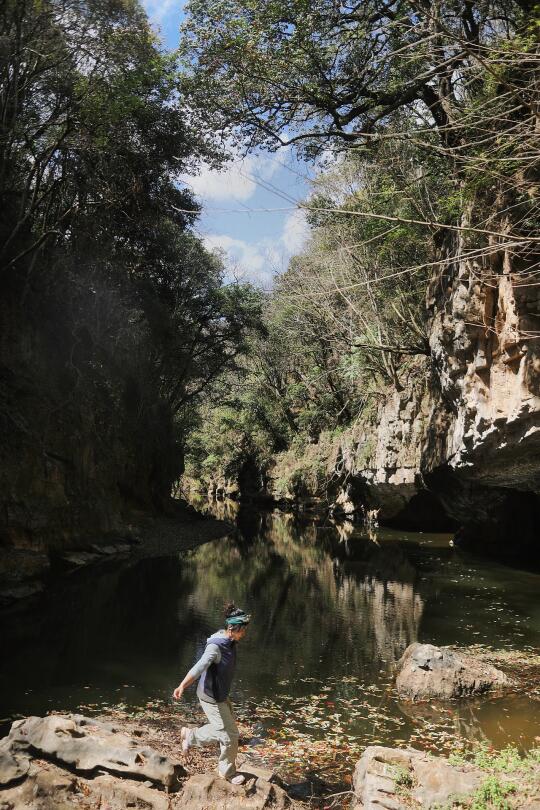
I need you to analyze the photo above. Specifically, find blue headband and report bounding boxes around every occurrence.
[225,614,250,626]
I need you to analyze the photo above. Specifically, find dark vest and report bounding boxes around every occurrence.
[201,635,237,703]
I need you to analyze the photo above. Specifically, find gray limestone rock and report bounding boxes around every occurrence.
[0,739,30,786]
[353,745,484,809]
[58,551,103,567]
[0,760,170,810]
[6,714,185,791]
[0,714,298,810]
[395,643,511,701]
[180,769,292,809]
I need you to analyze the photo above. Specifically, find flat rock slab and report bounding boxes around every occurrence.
[180,770,293,809]
[57,542,133,569]
[0,715,299,809]
[58,551,103,566]
[353,745,484,809]
[0,549,50,605]
[0,549,50,582]
[4,714,185,791]
[89,542,132,555]
[0,760,171,810]
[395,643,511,700]
[0,581,45,605]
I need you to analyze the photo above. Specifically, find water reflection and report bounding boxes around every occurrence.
[0,556,194,702]
[0,504,539,754]
[180,512,424,689]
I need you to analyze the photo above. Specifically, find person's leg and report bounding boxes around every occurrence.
[217,700,239,778]
[191,699,239,778]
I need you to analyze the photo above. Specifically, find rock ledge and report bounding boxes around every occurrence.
[353,745,484,809]
[0,714,294,809]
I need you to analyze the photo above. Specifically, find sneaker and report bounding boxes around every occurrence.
[216,768,246,785]
[180,727,193,753]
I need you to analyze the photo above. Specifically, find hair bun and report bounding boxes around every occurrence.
[224,602,237,618]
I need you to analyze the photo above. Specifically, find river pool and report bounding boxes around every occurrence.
[1,504,539,776]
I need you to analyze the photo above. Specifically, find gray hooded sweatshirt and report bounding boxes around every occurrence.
[186,629,228,704]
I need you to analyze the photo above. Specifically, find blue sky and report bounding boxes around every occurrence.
[141,0,312,287]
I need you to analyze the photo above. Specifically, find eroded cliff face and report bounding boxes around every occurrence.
[347,241,540,553]
[424,237,539,539]
[427,238,538,463]
[267,241,540,556]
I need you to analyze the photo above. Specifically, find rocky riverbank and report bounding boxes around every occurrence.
[2,644,538,808]
[0,713,295,809]
[0,500,231,608]
[1,709,539,809]
[352,743,540,809]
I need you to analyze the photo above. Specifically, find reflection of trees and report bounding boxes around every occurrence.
[333,520,355,545]
[0,509,425,720]
[364,578,423,664]
[189,495,241,523]
[181,511,424,689]
[331,537,423,665]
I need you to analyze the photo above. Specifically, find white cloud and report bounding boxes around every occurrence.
[185,163,255,202]
[182,145,311,284]
[203,234,283,286]
[203,208,310,287]
[204,235,264,273]
[281,209,310,255]
[180,154,280,203]
[142,0,180,25]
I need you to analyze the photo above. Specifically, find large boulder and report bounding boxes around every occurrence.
[0,738,30,786]
[395,643,512,700]
[3,714,185,791]
[180,766,292,810]
[353,745,484,809]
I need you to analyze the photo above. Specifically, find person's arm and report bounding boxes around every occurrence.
[173,643,220,700]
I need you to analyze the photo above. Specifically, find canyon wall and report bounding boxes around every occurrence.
[266,241,540,557]
[0,285,180,556]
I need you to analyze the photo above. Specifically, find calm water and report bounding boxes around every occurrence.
[1,503,539,761]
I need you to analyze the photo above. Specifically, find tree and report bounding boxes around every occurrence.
[180,0,539,263]
[179,0,534,151]
[0,0,207,281]
[180,0,539,492]
[0,0,265,524]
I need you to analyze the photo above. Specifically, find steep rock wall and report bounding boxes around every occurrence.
[0,285,181,556]
[346,242,540,552]
[423,242,540,550]
[267,242,540,555]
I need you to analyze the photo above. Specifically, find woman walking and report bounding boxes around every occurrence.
[173,603,250,785]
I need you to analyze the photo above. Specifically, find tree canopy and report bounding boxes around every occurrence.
[179,0,536,154]
[0,0,263,513]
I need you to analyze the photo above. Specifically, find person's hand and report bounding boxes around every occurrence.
[173,685,184,701]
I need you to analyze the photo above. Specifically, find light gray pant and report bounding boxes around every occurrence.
[192,698,239,778]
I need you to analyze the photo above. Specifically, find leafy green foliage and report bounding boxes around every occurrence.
[447,745,540,810]
[470,776,516,810]
[180,0,539,495]
[472,746,523,773]
[0,0,262,511]
[390,764,415,792]
[183,136,441,486]
[179,0,533,158]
